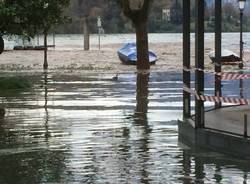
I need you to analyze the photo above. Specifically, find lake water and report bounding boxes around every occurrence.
[0,72,250,183]
[3,33,250,51]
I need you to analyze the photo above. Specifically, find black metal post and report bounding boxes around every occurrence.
[239,10,244,98]
[240,11,244,63]
[240,78,244,98]
[183,0,191,118]
[244,114,248,138]
[215,0,222,108]
[98,27,101,50]
[195,0,205,128]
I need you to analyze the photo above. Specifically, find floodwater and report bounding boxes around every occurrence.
[0,72,250,184]
[4,33,250,51]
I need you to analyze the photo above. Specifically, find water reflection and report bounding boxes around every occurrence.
[0,73,70,184]
[43,71,50,140]
[179,146,250,184]
[0,72,249,183]
[0,108,5,119]
[133,73,151,184]
[194,156,205,184]
[181,150,192,184]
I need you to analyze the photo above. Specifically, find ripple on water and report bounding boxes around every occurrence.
[0,72,249,184]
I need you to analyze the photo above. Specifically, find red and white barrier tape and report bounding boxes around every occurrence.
[183,66,250,80]
[221,73,250,80]
[183,86,250,105]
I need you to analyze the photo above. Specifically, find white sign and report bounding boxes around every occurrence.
[97,16,102,28]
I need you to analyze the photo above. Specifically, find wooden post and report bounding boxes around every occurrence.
[215,0,222,108]
[83,17,90,51]
[183,0,191,118]
[195,0,205,128]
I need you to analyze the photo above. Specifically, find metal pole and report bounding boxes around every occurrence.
[98,28,101,50]
[240,11,243,63]
[97,16,102,51]
[195,0,205,128]
[244,114,248,138]
[240,79,244,98]
[183,0,191,118]
[239,11,244,98]
[215,0,222,108]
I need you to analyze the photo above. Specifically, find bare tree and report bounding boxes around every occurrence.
[121,0,152,70]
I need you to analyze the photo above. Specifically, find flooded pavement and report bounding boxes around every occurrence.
[0,72,250,184]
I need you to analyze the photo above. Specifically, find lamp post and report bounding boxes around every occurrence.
[97,16,102,50]
[239,0,246,68]
[238,0,246,98]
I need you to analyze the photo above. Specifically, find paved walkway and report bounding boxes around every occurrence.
[205,106,250,136]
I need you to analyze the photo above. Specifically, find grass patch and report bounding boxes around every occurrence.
[0,77,32,90]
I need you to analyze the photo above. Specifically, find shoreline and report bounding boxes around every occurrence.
[0,42,249,74]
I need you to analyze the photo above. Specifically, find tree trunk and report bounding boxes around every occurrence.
[136,72,149,114]
[0,36,4,54]
[135,21,150,70]
[43,32,48,69]
[83,17,90,51]
[121,0,152,70]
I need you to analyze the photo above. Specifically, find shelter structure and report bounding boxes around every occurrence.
[179,0,250,158]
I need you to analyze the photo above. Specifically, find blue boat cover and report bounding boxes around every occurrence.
[117,43,157,65]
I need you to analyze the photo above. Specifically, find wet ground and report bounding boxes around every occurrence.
[0,72,250,184]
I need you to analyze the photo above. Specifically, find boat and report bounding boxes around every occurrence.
[14,45,55,50]
[208,49,242,65]
[117,43,157,65]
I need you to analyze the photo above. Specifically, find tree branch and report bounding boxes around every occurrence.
[122,0,133,18]
[121,0,152,24]
[142,0,152,15]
